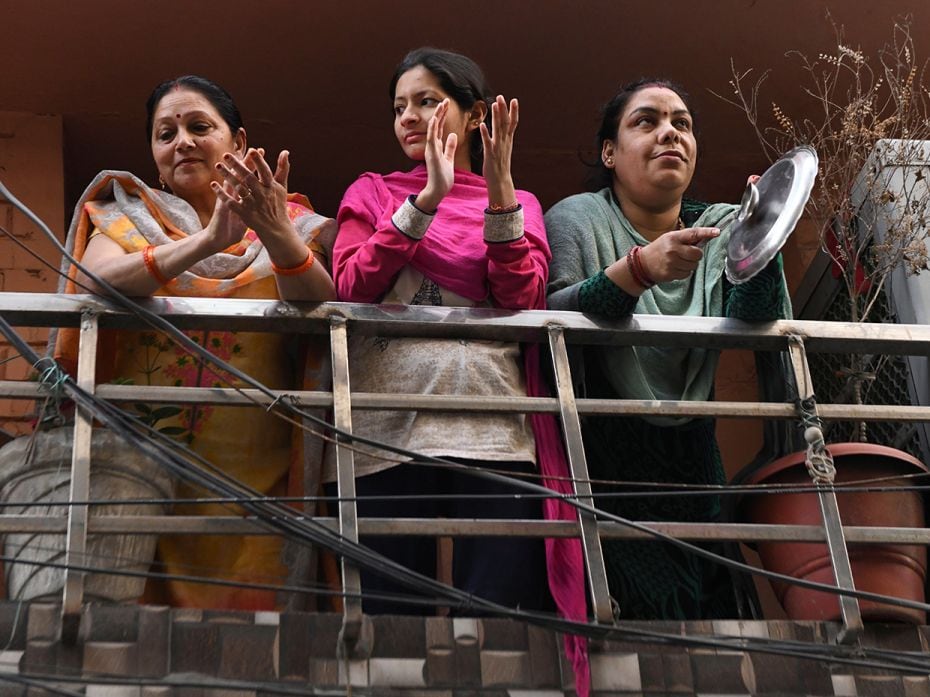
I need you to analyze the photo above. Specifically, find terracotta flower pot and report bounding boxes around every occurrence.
[737,442,927,623]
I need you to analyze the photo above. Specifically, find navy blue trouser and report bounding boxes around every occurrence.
[326,459,550,615]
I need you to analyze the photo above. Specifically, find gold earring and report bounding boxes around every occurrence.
[605,158,614,167]
[158,175,167,191]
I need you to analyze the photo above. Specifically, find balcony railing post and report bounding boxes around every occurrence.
[61,310,99,642]
[787,335,863,643]
[329,316,367,658]
[546,326,614,624]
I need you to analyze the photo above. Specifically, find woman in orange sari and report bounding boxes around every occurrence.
[59,75,335,609]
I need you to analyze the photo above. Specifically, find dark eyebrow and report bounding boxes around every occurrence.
[154,110,214,124]
[394,90,439,104]
[629,106,691,118]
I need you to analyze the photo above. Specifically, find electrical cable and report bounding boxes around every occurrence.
[0,672,87,697]
[7,471,930,510]
[5,214,930,501]
[0,669,350,697]
[8,608,930,681]
[0,313,549,616]
[5,538,930,677]
[6,311,930,620]
[6,395,930,674]
[0,542,456,610]
[5,180,930,668]
[5,208,930,506]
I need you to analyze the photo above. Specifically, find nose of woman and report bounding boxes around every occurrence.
[399,105,418,127]
[657,121,680,143]
[175,127,196,150]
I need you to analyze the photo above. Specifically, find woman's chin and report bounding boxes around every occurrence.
[167,178,213,203]
[647,175,692,199]
[397,141,426,161]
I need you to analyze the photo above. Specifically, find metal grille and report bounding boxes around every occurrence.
[808,284,924,458]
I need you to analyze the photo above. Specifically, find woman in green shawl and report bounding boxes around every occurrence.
[545,78,790,620]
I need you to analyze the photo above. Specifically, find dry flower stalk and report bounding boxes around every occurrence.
[714,15,930,441]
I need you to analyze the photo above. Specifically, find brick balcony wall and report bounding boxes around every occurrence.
[0,602,924,696]
[0,112,65,441]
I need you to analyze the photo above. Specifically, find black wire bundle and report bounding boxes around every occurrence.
[2,179,930,679]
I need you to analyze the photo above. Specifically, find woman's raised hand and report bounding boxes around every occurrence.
[415,99,457,212]
[481,95,518,208]
[213,148,292,239]
[202,180,248,254]
[640,227,720,282]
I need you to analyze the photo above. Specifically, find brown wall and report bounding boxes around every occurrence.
[0,112,64,438]
[2,0,929,220]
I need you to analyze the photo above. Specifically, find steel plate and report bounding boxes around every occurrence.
[725,145,818,284]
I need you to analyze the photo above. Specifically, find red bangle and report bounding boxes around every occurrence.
[631,245,656,287]
[271,249,315,276]
[626,245,655,290]
[635,246,656,286]
[142,245,170,286]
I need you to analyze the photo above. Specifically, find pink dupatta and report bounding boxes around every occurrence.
[336,165,590,694]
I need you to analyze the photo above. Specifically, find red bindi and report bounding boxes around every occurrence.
[176,114,181,119]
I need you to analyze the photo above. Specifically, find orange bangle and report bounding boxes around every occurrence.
[142,245,170,286]
[271,249,315,276]
[487,200,521,213]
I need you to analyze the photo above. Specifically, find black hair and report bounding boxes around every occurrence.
[145,75,244,141]
[389,47,492,172]
[587,77,697,190]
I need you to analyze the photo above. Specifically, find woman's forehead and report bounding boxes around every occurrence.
[394,65,442,98]
[625,86,689,116]
[153,88,217,119]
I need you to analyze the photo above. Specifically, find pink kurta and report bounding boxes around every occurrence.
[334,164,589,695]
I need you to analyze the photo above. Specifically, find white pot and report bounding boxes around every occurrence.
[0,427,174,602]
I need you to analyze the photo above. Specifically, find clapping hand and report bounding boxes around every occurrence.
[415,99,457,212]
[203,180,248,254]
[481,94,519,207]
[213,148,292,239]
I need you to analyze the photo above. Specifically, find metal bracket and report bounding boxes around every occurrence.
[787,335,863,643]
[547,326,614,623]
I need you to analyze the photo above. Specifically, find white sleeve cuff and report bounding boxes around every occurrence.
[483,206,524,243]
[391,195,435,240]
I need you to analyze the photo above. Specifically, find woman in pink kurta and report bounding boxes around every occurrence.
[329,47,589,694]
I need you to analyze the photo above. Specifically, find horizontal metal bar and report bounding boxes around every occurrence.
[3,292,930,355]
[7,381,930,423]
[0,381,42,399]
[1,515,928,544]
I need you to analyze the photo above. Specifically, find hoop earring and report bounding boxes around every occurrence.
[158,175,168,191]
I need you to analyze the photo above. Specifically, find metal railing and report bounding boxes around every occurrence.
[2,290,930,646]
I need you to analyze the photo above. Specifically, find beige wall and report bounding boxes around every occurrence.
[0,111,65,438]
